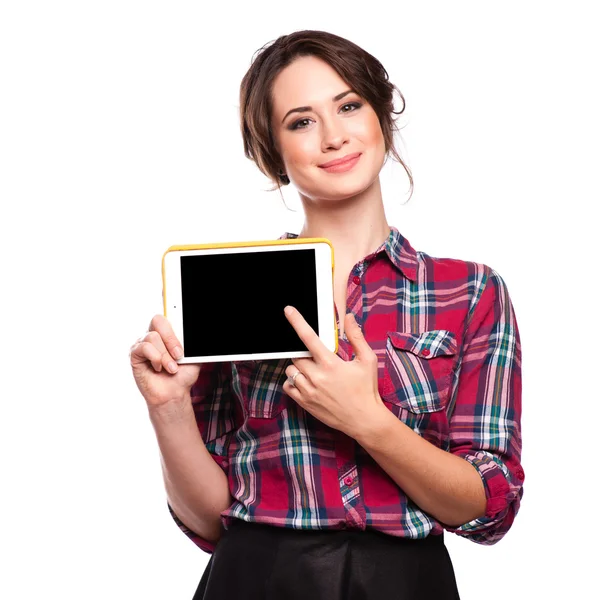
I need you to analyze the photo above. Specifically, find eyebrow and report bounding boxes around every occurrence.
[281,89,355,124]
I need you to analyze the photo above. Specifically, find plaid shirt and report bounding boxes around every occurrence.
[168,226,524,553]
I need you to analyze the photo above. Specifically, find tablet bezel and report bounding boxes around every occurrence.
[162,237,337,363]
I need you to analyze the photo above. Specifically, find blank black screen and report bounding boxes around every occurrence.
[180,248,319,358]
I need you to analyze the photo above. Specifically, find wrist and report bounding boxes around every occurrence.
[352,402,394,448]
[147,396,194,428]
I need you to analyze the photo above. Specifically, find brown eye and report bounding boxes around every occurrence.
[289,102,362,131]
[341,102,362,112]
[290,118,312,130]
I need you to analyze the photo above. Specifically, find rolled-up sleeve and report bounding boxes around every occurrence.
[444,266,524,545]
[167,360,240,554]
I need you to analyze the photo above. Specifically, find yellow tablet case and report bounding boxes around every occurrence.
[161,236,338,356]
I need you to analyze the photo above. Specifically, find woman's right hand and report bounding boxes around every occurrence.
[129,314,201,409]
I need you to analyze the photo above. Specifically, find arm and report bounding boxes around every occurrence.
[150,360,240,553]
[149,398,234,548]
[442,267,524,544]
[356,266,524,544]
[355,407,488,527]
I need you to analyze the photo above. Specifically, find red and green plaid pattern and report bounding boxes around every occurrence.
[168,227,524,553]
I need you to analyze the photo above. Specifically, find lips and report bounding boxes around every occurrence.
[318,152,362,168]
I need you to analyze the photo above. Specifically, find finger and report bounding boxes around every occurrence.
[148,314,184,360]
[283,373,307,399]
[290,357,317,380]
[284,306,328,364]
[130,340,165,372]
[344,312,372,362]
[143,330,168,354]
[285,363,316,393]
[282,378,299,401]
[142,331,180,374]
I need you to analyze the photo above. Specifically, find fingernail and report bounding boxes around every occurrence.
[168,361,178,373]
[173,346,183,359]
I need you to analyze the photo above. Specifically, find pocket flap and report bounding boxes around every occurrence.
[387,330,458,358]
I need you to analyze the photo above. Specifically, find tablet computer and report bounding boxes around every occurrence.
[161,236,338,363]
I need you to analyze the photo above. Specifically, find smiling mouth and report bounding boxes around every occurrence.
[318,152,362,168]
[318,152,362,173]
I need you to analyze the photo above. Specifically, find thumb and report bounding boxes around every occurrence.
[345,312,371,359]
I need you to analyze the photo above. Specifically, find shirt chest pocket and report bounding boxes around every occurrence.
[382,330,458,414]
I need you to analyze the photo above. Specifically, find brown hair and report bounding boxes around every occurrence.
[239,29,413,203]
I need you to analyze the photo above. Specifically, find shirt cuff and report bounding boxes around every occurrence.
[445,450,513,534]
[167,501,219,555]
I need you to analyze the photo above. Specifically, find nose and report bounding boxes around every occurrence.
[320,115,349,151]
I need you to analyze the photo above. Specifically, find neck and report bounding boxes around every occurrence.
[296,177,391,268]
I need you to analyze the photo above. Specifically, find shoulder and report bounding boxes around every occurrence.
[415,250,514,314]
[415,249,494,286]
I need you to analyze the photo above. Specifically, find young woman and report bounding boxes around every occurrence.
[130,30,524,600]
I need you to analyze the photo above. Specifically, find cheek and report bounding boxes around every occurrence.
[359,114,385,147]
[361,116,387,169]
[283,134,320,167]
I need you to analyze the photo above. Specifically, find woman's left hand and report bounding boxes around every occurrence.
[282,306,386,439]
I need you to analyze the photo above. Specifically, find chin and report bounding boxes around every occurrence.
[322,171,376,197]
[315,183,373,202]
[297,162,377,199]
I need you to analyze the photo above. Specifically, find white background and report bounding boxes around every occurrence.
[1,1,597,598]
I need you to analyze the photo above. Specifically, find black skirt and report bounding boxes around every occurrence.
[193,519,461,600]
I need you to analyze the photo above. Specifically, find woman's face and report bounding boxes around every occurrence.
[270,55,387,201]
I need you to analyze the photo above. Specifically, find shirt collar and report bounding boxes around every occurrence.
[278,226,418,282]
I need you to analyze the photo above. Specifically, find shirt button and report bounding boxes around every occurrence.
[344,476,354,486]
[352,275,361,285]
[421,348,431,357]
